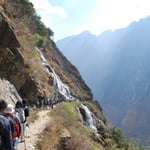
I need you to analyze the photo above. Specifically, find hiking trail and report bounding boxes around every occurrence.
[18,109,51,150]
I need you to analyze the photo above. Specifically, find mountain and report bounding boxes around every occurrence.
[0,0,141,149]
[57,16,150,145]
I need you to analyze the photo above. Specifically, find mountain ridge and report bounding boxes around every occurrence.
[57,15,150,145]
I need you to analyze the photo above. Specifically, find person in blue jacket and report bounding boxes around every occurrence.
[0,99,13,150]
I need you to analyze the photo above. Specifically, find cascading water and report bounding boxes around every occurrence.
[37,48,76,101]
[81,103,97,132]
[52,70,74,100]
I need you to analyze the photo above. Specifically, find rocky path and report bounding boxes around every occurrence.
[18,110,51,150]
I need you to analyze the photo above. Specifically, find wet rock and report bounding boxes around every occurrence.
[78,107,86,122]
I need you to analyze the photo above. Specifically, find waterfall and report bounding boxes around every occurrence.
[37,48,75,101]
[52,70,74,100]
[81,104,97,132]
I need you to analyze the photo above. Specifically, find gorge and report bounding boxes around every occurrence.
[57,16,150,145]
[0,0,144,149]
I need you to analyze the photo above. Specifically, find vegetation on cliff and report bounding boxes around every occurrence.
[1,0,92,102]
[37,102,142,150]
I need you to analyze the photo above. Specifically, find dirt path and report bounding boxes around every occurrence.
[18,110,51,150]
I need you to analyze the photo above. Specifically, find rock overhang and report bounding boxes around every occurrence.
[0,12,20,48]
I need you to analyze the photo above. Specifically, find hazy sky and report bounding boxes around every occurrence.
[29,0,150,41]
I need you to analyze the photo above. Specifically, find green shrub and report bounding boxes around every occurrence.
[111,127,138,149]
[33,33,46,47]
[19,0,54,41]
[21,0,35,15]
[32,14,54,38]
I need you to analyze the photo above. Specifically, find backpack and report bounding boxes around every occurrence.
[0,114,14,149]
[15,108,25,123]
[6,115,21,140]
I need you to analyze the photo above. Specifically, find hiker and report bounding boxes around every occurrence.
[43,97,49,109]
[15,101,25,142]
[49,97,53,109]
[43,91,48,109]
[37,96,43,108]
[4,104,21,150]
[0,99,13,150]
[22,99,30,127]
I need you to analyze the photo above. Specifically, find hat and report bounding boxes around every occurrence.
[5,104,15,113]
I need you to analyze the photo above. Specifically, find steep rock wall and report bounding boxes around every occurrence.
[0,1,92,104]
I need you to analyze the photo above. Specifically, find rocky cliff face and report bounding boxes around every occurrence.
[0,0,92,104]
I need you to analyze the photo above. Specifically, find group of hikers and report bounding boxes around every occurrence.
[0,92,64,150]
[0,99,29,150]
[36,95,54,109]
